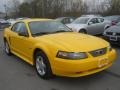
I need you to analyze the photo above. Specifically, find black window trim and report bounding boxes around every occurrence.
[11,21,29,37]
[11,22,21,32]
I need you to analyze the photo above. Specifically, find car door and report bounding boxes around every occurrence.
[87,18,99,35]
[87,18,97,35]
[98,18,106,34]
[10,22,33,62]
[9,22,22,53]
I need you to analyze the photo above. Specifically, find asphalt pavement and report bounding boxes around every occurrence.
[0,30,120,90]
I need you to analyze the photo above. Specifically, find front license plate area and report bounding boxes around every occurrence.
[110,36,117,41]
[98,57,109,68]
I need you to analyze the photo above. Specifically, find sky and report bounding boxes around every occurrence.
[0,0,7,12]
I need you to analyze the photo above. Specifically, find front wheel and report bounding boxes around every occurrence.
[4,40,11,55]
[35,51,53,79]
[79,29,87,34]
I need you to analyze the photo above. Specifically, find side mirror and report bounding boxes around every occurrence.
[88,22,93,25]
[18,32,29,37]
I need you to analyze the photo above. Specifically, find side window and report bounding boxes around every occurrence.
[61,19,65,24]
[62,18,70,24]
[12,22,28,35]
[98,18,104,23]
[90,18,99,24]
[12,23,21,32]
[66,18,71,24]
[96,18,100,23]
[90,18,96,24]
[19,23,28,34]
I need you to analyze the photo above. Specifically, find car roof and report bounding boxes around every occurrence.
[55,17,75,20]
[82,16,102,18]
[105,15,120,17]
[16,18,53,23]
[81,15,102,17]
[77,16,103,20]
[56,17,74,19]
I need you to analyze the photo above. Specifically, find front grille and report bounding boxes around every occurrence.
[89,48,107,57]
[116,33,120,36]
[106,32,113,35]
[106,32,120,36]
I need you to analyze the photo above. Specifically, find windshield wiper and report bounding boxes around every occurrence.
[54,30,73,33]
[32,30,73,36]
[32,32,51,36]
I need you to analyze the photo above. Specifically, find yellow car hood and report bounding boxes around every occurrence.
[35,32,109,52]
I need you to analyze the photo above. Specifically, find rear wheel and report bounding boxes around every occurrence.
[34,51,53,79]
[4,40,11,55]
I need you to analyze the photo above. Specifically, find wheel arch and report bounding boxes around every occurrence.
[3,36,11,46]
[33,47,52,66]
[4,37,7,41]
[104,25,110,30]
[33,47,54,79]
[79,28,87,33]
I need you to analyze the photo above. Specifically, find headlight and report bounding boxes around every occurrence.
[57,51,88,60]
[108,45,112,51]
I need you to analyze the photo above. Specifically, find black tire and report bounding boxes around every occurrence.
[34,51,53,79]
[79,29,87,34]
[4,40,12,55]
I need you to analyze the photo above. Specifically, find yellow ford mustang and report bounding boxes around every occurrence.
[4,19,116,79]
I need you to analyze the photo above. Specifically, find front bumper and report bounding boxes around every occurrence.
[51,49,116,77]
[103,35,120,44]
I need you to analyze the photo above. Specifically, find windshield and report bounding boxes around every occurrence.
[29,21,72,36]
[72,17,89,24]
[117,22,120,26]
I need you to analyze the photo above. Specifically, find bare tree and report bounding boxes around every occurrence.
[12,0,20,17]
[8,0,89,18]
